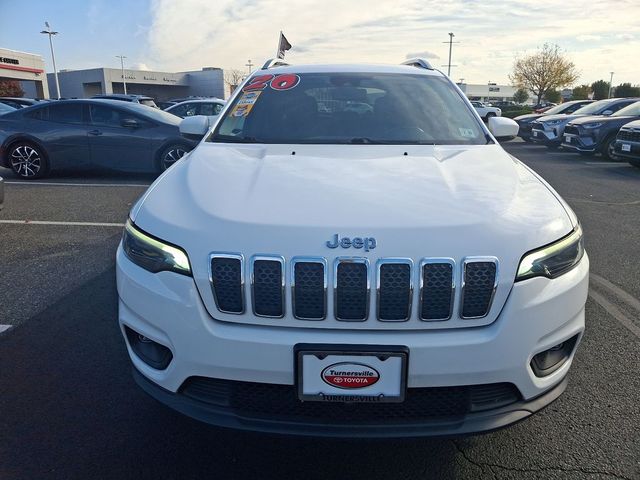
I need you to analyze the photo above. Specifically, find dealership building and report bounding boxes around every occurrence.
[457,82,534,103]
[0,47,50,99]
[47,66,224,100]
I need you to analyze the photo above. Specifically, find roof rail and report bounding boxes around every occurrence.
[261,58,290,70]
[401,58,434,70]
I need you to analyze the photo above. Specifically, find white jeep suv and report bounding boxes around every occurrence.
[117,59,588,437]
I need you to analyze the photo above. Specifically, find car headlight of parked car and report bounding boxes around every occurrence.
[122,219,191,276]
[516,225,584,281]
[582,122,603,129]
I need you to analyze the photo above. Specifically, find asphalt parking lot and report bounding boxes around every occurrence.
[1,143,639,480]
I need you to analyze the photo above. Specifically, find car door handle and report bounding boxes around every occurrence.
[88,129,102,136]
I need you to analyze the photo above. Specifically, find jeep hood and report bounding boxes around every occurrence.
[132,143,574,327]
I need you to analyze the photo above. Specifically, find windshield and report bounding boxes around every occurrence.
[573,99,614,115]
[210,72,486,145]
[126,103,181,125]
[545,102,584,115]
[613,101,640,117]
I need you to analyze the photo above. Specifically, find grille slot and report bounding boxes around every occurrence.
[251,256,285,318]
[291,258,327,320]
[377,259,412,321]
[334,258,369,321]
[461,258,498,319]
[420,260,454,321]
[209,254,244,314]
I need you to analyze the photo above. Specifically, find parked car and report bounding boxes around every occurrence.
[515,100,594,142]
[532,102,557,113]
[165,98,226,121]
[0,103,17,116]
[470,101,501,120]
[0,97,47,109]
[0,99,198,179]
[614,120,640,168]
[562,101,640,159]
[116,58,588,438]
[92,94,158,109]
[530,98,638,149]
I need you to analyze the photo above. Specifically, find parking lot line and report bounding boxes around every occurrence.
[0,325,12,333]
[4,181,151,187]
[584,162,630,167]
[0,220,125,227]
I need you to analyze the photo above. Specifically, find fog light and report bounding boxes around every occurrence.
[125,326,173,370]
[531,334,579,377]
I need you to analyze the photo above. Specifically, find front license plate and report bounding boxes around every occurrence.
[533,131,539,137]
[564,135,571,143]
[622,143,631,152]
[296,347,408,403]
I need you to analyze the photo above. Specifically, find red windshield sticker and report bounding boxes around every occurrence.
[243,74,274,92]
[243,73,300,92]
[270,74,300,91]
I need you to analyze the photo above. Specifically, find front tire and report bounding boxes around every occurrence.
[8,141,48,179]
[600,135,620,161]
[158,144,190,172]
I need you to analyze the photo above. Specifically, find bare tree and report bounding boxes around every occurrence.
[224,69,245,96]
[510,44,579,105]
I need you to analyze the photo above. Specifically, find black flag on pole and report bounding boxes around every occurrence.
[277,32,292,59]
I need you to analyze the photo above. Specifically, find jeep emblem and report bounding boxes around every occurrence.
[326,234,376,252]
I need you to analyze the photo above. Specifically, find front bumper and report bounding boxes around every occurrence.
[562,132,599,152]
[117,246,589,436]
[531,127,562,145]
[614,139,640,160]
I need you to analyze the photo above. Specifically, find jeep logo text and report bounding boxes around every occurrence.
[326,234,376,252]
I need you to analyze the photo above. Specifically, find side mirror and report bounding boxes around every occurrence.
[179,115,210,140]
[121,118,140,129]
[488,116,519,142]
[601,110,613,116]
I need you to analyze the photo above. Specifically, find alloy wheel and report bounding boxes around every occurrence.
[10,145,42,178]
[162,146,187,170]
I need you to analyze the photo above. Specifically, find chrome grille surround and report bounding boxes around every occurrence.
[460,257,499,319]
[250,254,286,318]
[333,257,370,322]
[290,256,328,321]
[208,252,245,314]
[376,258,413,322]
[419,258,455,321]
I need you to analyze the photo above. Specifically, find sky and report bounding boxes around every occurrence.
[1,0,639,86]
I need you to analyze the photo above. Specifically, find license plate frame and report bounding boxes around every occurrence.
[295,344,408,403]
[621,143,631,152]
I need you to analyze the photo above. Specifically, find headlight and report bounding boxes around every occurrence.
[122,219,191,276]
[582,122,603,129]
[516,225,584,281]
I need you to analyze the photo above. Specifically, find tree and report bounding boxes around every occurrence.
[510,43,580,105]
[572,84,591,100]
[224,69,245,96]
[591,80,610,100]
[614,83,640,98]
[545,90,561,103]
[0,80,24,97]
[513,87,529,104]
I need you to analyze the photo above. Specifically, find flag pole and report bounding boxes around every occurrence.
[277,30,282,58]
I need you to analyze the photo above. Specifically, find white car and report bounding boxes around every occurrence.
[471,101,502,120]
[165,98,226,122]
[117,58,588,437]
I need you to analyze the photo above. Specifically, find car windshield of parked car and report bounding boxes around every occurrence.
[210,72,486,145]
[545,103,579,115]
[612,101,640,117]
[573,100,614,115]
[0,103,16,114]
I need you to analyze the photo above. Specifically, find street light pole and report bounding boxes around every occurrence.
[442,32,459,77]
[245,59,254,74]
[40,22,60,99]
[608,71,614,99]
[116,55,127,94]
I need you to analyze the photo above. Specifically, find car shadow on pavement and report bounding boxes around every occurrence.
[0,166,157,183]
[0,268,469,480]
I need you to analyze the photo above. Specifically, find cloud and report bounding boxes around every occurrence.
[405,51,440,60]
[130,63,151,71]
[145,0,640,85]
[616,33,634,41]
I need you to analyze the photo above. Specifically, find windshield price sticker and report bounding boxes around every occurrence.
[231,91,262,117]
[243,73,300,92]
